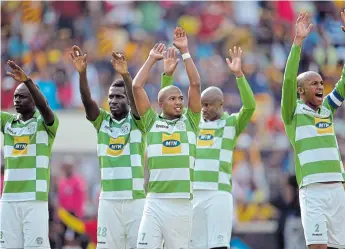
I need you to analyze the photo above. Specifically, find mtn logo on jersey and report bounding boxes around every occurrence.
[162,133,181,154]
[197,129,215,147]
[107,137,125,156]
[12,136,29,156]
[315,117,333,135]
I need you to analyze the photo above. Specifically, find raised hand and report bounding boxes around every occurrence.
[111,52,128,75]
[149,43,165,61]
[164,47,179,76]
[295,12,313,40]
[70,45,87,73]
[173,27,188,53]
[6,60,29,82]
[226,46,243,78]
[341,10,345,32]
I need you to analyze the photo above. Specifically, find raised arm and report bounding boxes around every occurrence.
[226,46,256,135]
[281,13,313,124]
[6,61,55,125]
[173,27,201,113]
[111,52,139,118]
[161,47,179,89]
[70,45,100,121]
[132,43,165,116]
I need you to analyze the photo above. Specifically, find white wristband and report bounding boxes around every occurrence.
[182,53,191,60]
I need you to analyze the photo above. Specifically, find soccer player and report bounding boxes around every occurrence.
[0,61,59,249]
[281,12,345,249]
[132,27,201,249]
[70,45,146,249]
[161,46,256,249]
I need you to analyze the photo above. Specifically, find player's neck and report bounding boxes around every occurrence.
[161,113,179,121]
[18,111,35,122]
[302,99,319,112]
[111,111,128,121]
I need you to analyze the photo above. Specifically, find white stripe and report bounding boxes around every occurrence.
[130,129,142,143]
[101,167,132,180]
[223,126,236,139]
[220,149,233,163]
[150,168,190,181]
[146,192,190,199]
[295,125,332,141]
[302,172,344,187]
[194,159,220,171]
[187,131,196,145]
[36,131,48,145]
[97,143,130,157]
[130,154,142,166]
[193,182,218,190]
[147,143,190,157]
[133,178,144,190]
[36,180,47,192]
[199,120,226,129]
[4,168,36,181]
[4,144,36,158]
[4,122,37,136]
[295,103,331,118]
[150,120,186,133]
[36,156,49,169]
[189,156,195,169]
[329,92,342,107]
[1,192,36,201]
[218,172,231,184]
[100,191,133,199]
[298,148,340,166]
[100,120,130,138]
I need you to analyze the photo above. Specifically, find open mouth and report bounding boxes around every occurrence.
[174,107,182,112]
[315,93,323,100]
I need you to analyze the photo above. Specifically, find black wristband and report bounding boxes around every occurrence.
[23,78,31,84]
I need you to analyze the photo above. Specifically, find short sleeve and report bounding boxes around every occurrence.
[43,112,59,138]
[137,107,157,132]
[1,111,13,133]
[186,108,201,134]
[89,108,108,132]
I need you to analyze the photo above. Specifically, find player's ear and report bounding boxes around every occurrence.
[297,87,305,95]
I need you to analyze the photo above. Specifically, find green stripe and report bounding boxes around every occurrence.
[4,180,36,193]
[102,179,133,191]
[148,131,189,144]
[133,190,146,199]
[36,144,50,156]
[148,156,190,169]
[220,161,232,174]
[219,183,232,192]
[36,192,48,200]
[149,180,190,193]
[295,136,338,152]
[36,168,49,180]
[302,160,343,176]
[194,171,218,182]
[196,148,220,160]
[5,157,36,169]
[100,155,131,168]
[221,138,236,150]
[296,114,316,126]
[132,166,144,178]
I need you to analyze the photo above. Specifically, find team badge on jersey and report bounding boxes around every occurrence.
[26,122,37,134]
[120,123,130,135]
[315,117,333,135]
[197,130,215,147]
[107,137,125,156]
[12,136,29,156]
[162,133,181,154]
[176,121,186,131]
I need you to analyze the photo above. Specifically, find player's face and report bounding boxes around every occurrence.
[13,84,35,114]
[201,97,222,121]
[108,86,129,118]
[161,90,184,119]
[299,74,324,108]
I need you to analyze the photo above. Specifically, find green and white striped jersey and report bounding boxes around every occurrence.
[138,107,200,199]
[90,109,146,199]
[281,44,345,187]
[1,111,59,201]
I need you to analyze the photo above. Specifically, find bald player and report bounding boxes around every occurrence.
[281,12,345,249]
[133,26,201,249]
[161,46,256,249]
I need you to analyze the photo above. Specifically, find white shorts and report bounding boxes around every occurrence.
[96,198,145,249]
[299,182,345,248]
[137,198,192,249]
[190,190,233,249]
[0,201,50,249]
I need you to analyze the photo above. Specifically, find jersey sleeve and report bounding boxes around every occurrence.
[89,108,108,132]
[136,107,157,132]
[186,108,201,134]
[1,111,13,133]
[235,76,256,135]
[43,112,59,138]
[161,73,174,89]
[325,65,345,113]
[281,44,301,125]
[131,113,146,132]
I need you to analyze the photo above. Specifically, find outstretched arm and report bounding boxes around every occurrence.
[281,13,313,124]
[6,61,55,125]
[161,47,179,89]
[70,45,100,121]
[132,43,165,116]
[226,46,256,135]
[173,27,201,113]
[111,52,139,118]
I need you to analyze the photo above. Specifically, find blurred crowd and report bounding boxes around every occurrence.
[1,1,345,249]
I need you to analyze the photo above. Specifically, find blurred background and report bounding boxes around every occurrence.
[1,1,345,249]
